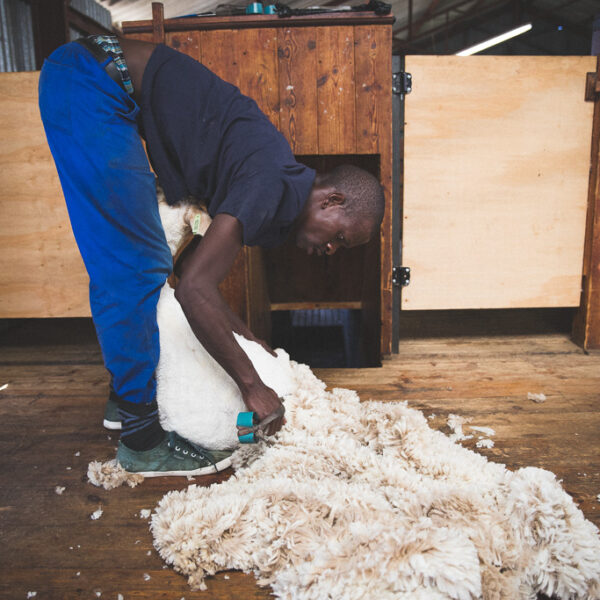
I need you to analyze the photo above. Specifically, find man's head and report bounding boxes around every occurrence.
[294,165,385,256]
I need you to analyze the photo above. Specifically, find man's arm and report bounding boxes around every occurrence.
[174,213,284,436]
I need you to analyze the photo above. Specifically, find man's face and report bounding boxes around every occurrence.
[294,193,372,256]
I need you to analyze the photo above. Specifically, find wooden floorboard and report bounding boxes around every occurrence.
[1,319,599,599]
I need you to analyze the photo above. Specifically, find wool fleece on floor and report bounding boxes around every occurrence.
[146,198,600,599]
[151,344,600,600]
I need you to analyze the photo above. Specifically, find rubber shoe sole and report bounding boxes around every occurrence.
[134,455,232,478]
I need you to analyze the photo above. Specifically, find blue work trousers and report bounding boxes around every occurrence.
[39,42,172,405]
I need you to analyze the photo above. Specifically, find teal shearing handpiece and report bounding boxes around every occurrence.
[237,405,285,443]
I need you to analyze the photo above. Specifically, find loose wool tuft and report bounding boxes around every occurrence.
[146,197,600,598]
[87,459,144,489]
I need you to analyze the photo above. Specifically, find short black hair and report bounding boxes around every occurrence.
[323,165,385,235]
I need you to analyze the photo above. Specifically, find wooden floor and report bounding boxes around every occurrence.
[0,316,599,599]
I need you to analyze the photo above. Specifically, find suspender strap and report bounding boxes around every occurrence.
[75,37,128,94]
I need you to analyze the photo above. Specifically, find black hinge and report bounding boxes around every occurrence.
[392,266,410,287]
[392,72,412,96]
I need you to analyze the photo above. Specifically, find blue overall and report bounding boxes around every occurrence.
[39,42,172,405]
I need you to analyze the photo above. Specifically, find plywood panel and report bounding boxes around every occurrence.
[278,27,318,153]
[403,56,595,310]
[0,72,89,318]
[316,26,356,154]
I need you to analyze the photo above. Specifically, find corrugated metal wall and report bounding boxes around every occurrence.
[70,0,112,30]
[0,0,35,72]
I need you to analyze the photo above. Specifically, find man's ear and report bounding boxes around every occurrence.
[322,191,345,208]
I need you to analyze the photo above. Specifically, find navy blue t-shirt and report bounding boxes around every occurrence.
[139,44,315,247]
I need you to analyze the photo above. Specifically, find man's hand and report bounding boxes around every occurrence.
[243,381,285,436]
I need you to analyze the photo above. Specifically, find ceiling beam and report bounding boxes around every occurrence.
[411,0,441,38]
[393,0,481,36]
[394,0,512,46]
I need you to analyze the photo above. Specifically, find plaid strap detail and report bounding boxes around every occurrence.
[87,35,134,95]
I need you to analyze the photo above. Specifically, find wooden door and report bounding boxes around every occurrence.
[402,56,595,310]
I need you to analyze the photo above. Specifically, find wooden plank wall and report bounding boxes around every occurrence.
[157,24,391,159]
[278,27,318,154]
[129,23,393,355]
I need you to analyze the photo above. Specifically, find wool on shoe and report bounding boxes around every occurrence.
[87,459,144,489]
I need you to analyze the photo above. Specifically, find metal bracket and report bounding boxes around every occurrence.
[392,72,412,96]
[392,266,410,287]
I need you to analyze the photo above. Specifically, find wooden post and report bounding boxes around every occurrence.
[152,2,166,44]
[573,55,600,350]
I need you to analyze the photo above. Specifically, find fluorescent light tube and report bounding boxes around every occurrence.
[455,23,533,56]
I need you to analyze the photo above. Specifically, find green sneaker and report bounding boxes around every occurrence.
[103,392,122,431]
[116,432,233,477]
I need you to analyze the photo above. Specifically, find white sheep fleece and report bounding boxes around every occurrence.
[156,285,295,449]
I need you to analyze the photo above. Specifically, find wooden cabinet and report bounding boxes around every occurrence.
[0,7,393,363]
[123,5,395,361]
